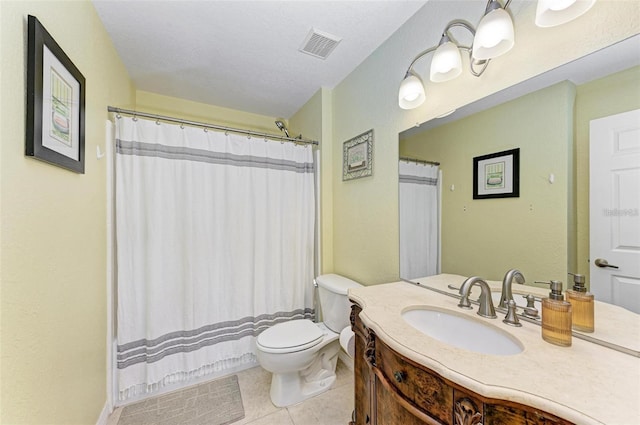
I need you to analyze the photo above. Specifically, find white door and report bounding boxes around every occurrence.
[590,109,640,313]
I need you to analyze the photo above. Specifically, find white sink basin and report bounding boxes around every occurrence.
[402,307,524,356]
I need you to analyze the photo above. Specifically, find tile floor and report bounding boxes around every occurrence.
[106,360,355,425]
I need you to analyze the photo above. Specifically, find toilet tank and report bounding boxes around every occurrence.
[315,274,362,332]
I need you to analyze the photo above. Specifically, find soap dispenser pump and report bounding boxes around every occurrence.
[566,272,595,333]
[539,280,572,347]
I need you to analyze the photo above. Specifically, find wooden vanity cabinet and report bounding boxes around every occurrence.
[350,304,372,425]
[349,303,574,425]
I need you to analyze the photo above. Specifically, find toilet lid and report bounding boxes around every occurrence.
[257,319,324,352]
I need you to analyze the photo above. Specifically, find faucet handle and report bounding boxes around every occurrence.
[522,294,540,319]
[503,300,522,327]
[523,294,536,308]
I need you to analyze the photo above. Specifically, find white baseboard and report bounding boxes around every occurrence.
[96,401,112,425]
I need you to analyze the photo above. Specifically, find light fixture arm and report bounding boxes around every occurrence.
[405,46,438,75]
[404,21,473,73]
[442,20,476,40]
[484,0,512,14]
[443,22,491,77]
[404,20,490,79]
[457,46,491,77]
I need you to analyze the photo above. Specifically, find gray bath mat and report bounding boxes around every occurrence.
[118,375,245,425]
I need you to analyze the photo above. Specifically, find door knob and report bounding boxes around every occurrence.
[595,258,619,269]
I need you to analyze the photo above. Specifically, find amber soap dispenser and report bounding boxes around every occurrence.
[566,272,595,333]
[540,280,572,347]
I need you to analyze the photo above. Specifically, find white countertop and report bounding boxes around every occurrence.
[348,274,640,425]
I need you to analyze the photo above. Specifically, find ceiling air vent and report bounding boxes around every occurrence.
[299,28,342,60]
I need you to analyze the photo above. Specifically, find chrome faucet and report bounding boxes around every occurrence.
[458,276,497,319]
[499,269,525,309]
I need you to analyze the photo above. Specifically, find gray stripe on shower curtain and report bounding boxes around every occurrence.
[116,139,315,173]
[117,308,314,368]
[399,174,438,186]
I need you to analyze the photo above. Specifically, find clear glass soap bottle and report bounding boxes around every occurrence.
[540,280,572,347]
[566,272,595,333]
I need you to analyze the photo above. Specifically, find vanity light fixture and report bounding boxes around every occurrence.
[399,20,492,109]
[399,0,597,110]
[399,0,514,110]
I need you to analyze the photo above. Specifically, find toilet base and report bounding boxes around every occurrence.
[268,350,339,407]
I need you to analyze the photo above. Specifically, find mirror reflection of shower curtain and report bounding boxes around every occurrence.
[399,160,440,280]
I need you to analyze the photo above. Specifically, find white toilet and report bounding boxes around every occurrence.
[256,274,361,407]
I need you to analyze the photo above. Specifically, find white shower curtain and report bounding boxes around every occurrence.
[399,160,440,280]
[115,116,315,399]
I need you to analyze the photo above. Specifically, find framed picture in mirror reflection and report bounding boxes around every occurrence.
[473,148,519,199]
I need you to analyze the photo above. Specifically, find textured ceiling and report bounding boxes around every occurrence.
[92,0,428,118]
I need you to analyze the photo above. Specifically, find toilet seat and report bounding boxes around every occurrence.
[257,319,324,353]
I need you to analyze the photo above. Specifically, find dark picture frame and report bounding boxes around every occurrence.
[26,15,85,173]
[343,129,373,181]
[473,148,519,199]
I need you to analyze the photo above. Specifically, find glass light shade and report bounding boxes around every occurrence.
[430,41,462,83]
[535,0,596,27]
[398,73,426,109]
[472,7,515,60]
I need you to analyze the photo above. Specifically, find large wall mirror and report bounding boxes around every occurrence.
[398,35,640,310]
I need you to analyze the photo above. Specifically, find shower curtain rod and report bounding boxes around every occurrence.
[400,156,440,166]
[107,107,319,146]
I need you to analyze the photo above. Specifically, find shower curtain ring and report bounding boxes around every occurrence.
[204,128,208,133]
[180,123,185,129]
[132,114,138,122]
[156,120,161,125]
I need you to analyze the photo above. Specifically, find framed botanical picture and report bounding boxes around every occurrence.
[343,129,373,181]
[26,15,85,173]
[473,148,519,199]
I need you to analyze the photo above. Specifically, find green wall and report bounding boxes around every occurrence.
[135,90,278,133]
[289,88,335,274]
[1,1,134,423]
